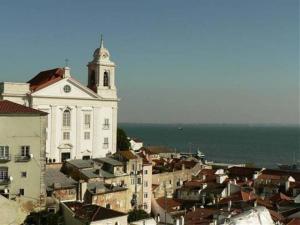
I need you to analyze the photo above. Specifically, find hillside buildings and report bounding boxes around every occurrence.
[0,38,118,162]
[0,100,47,213]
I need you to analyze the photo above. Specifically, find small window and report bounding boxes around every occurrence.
[138,178,141,184]
[144,193,148,198]
[144,181,148,187]
[144,203,148,210]
[21,172,27,178]
[82,155,90,160]
[0,146,9,159]
[63,132,70,140]
[103,138,109,148]
[144,170,148,175]
[84,132,90,140]
[106,203,111,209]
[63,85,71,93]
[19,189,24,196]
[0,168,8,180]
[131,178,135,185]
[84,114,91,128]
[21,146,30,156]
[103,118,109,129]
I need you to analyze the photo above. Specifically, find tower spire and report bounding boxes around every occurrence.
[100,34,104,48]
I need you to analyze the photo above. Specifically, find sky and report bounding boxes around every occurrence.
[0,0,299,124]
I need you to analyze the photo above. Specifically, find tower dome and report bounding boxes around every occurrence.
[92,35,111,61]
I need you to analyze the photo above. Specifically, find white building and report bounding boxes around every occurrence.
[0,38,118,162]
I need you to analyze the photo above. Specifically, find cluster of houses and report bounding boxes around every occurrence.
[0,39,299,225]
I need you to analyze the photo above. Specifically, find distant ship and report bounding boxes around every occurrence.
[277,152,299,171]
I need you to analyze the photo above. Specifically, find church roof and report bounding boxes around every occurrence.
[0,100,47,115]
[27,68,64,92]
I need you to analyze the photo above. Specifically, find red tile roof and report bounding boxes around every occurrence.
[184,208,218,225]
[118,150,138,160]
[0,100,47,115]
[156,197,182,212]
[28,68,64,92]
[287,218,300,225]
[64,201,126,222]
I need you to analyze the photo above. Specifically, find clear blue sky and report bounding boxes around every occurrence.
[0,0,299,124]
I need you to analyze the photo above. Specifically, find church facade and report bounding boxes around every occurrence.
[0,39,118,162]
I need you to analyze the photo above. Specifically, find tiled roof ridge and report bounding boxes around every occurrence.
[0,100,47,115]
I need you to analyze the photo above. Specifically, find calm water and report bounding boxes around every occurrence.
[119,123,300,168]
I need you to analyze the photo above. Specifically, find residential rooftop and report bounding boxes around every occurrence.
[0,100,48,116]
[63,201,127,222]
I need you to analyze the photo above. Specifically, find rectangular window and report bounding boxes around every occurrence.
[144,193,148,198]
[138,178,142,184]
[144,203,148,210]
[131,178,135,185]
[84,132,90,140]
[144,181,148,187]
[19,189,24,196]
[103,118,109,129]
[63,132,70,140]
[0,146,9,159]
[103,138,109,148]
[21,172,27,178]
[144,169,148,175]
[84,114,91,128]
[63,110,71,127]
[21,146,30,156]
[0,168,8,180]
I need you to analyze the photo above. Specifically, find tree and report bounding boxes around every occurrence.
[117,128,130,151]
[127,209,150,223]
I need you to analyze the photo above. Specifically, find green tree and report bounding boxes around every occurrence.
[127,209,150,223]
[117,128,130,151]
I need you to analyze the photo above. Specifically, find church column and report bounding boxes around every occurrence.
[112,106,118,153]
[50,105,57,161]
[76,106,81,159]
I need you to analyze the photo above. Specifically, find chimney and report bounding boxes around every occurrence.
[182,163,185,170]
[228,200,232,211]
[79,181,87,201]
[63,67,71,78]
[254,200,257,207]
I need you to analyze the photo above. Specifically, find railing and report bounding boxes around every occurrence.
[0,177,11,185]
[103,143,109,149]
[0,155,11,163]
[103,124,110,130]
[15,155,31,162]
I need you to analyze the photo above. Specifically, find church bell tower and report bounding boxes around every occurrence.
[87,36,117,99]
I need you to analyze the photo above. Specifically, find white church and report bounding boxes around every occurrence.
[0,38,118,162]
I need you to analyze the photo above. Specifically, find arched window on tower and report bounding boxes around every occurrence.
[90,70,96,86]
[63,109,71,127]
[103,71,109,87]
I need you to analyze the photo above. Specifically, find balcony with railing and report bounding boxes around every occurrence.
[0,155,11,163]
[15,155,31,162]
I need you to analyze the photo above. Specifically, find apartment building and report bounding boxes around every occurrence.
[0,100,47,212]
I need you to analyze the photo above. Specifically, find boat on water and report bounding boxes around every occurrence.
[277,163,299,171]
[180,149,205,160]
